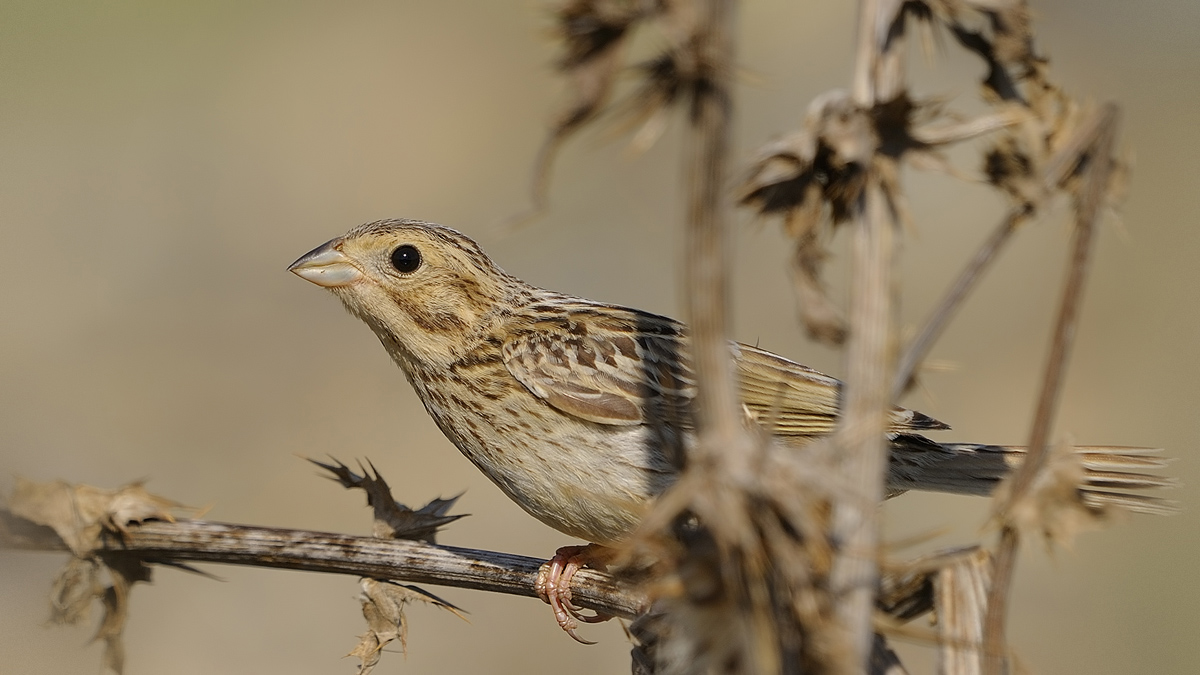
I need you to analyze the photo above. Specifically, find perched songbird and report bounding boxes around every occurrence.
[290,218,1171,640]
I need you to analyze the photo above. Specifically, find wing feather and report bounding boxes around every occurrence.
[502,306,694,426]
[734,344,843,435]
[502,300,945,434]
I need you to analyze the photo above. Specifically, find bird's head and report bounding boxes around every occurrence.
[289,219,519,368]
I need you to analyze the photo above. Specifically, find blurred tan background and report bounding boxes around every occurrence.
[1,1,1197,673]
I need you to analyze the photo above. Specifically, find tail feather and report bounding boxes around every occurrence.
[886,435,1177,514]
[1081,490,1178,516]
[1083,470,1176,491]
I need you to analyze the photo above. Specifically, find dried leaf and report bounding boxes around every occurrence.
[934,0,1038,104]
[551,0,653,133]
[49,556,105,626]
[934,547,993,675]
[515,0,731,222]
[8,477,188,556]
[349,578,466,674]
[4,478,190,674]
[93,557,152,675]
[44,540,154,675]
[311,458,471,670]
[740,91,873,226]
[310,458,465,543]
[790,230,847,345]
[511,0,659,221]
[910,107,1025,147]
[740,91,891,346]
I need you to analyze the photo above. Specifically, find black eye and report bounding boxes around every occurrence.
[390,244,421,273]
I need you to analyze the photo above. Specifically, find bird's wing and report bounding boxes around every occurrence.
[736,344,948,435]
[502,302,946,434]
[501,305,696,426]
[733,343,843,436]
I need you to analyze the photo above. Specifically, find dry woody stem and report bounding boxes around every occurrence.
[683,0,743,463]
[0,513,647,620]
[830,1,904,669]
[982,103,1121,675]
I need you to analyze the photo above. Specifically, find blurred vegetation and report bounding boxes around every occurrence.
[0,2,1197,673]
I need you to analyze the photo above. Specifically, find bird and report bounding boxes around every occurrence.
[289,218,1172,641]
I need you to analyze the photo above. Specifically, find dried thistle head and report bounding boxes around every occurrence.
[520,0,730,218]
[549,0,656,134]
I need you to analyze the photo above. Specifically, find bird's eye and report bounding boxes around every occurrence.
[390,244,421,274]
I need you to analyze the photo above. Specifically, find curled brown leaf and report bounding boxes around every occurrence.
[350,578,466,674]
[8,477,187,556]
[6,477,190,675]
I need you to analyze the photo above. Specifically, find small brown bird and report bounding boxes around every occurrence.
[290,218,1170,640]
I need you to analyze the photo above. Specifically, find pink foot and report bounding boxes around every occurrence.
[535,544,613,644]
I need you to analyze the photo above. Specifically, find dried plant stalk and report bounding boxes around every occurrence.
[683,0,745,470]
[936,548,994,675]
[830,173,898,672]
[0,513,648,620]
[829,1,907,669]
[982,103,1121,675]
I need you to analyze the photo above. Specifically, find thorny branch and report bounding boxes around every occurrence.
[0,513,648,621]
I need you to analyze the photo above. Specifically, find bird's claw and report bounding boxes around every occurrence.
[535,545,612,644]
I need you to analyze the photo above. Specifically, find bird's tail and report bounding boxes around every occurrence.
[886,435,1177,515]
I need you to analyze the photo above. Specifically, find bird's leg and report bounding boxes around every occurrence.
[534,544,614,644]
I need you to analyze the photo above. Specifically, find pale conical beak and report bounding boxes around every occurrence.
[288,238,363,288]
